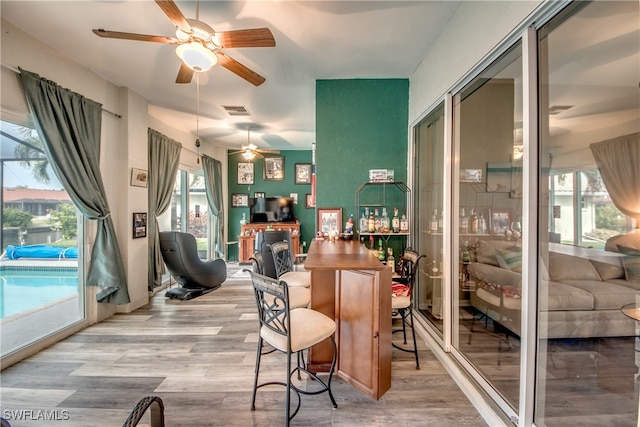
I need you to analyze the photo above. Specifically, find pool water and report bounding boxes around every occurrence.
[0,268,79,319]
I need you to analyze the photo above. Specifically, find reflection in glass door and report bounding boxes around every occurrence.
[414,104,445,334]
[452,43,523,410]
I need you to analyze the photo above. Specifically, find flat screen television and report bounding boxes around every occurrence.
[249,196,295,223]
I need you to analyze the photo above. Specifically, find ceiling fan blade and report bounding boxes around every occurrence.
[175,62,194,84]
[155,0,192,34]
[92,29,178,44]
[257,149,280,154]
[215,52,265,86]
[215,28,276,48]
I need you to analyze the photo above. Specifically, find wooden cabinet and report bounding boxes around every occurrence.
[305,239,392,400]
[238,223,301,264]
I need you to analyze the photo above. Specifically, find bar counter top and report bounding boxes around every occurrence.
[304,239,385,271]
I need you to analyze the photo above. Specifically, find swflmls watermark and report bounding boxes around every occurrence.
[2,409,70,422]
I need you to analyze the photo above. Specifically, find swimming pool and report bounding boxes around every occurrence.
[0,266,79,319]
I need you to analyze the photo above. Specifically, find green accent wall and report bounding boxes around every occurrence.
[228,150,315,251]
[316,79,409,253]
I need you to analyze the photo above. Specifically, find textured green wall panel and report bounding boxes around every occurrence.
[316,79,409,223]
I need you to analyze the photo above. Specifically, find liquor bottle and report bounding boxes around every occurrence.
[479,213,487,234]
[360,210,368,233]
[430,259,440,277]
[470,209,479,234]
[374,208,381,232]
[368,209,376,232]
[377,239,386,261]
[430,209,438,233]
[387,247,395,272]
[400,213,409,232]
[460,208,469,234]
[380,207,390,233]
[392,207,400,233]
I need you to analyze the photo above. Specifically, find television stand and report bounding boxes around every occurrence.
[238,222,301,264]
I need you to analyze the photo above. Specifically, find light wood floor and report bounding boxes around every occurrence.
[0,264,488,427]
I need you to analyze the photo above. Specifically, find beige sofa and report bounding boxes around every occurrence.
[467,240,638,339]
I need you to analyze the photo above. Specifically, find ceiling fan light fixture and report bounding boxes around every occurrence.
[242,150,256,160]
[175,28,191,43]
[176,42,217,72]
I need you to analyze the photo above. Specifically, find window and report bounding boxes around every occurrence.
[1,119,84,357]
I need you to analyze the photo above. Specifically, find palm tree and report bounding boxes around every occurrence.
[14,126,50,184]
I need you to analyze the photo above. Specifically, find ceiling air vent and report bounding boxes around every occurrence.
[222,105,251,116]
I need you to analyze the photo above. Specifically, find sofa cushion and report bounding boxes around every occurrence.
[476,240,518,267]
[590,257,625,281]
[542,281,594,311]
[496,247,522,272]
[561,279,637,310]
[617,244,640,282]
[549,252,601,282]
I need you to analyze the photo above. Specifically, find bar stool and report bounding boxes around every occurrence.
[247,271,338,426]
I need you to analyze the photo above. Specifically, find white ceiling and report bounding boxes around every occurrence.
[0,0,461,152]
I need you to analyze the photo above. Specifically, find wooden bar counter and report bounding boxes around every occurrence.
[304,239,392,400]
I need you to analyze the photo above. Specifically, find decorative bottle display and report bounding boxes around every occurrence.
[360,210,368,232]
[460,208,469,234]
[392,207,400,233]
[368,209,376,232]
[380,207,390,233]
[374,209,381,232]
[430,209,438,233]
[400,213,409,232]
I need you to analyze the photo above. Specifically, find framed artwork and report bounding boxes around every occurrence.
[263,156,285,181]
[486,162,511,193]
[290,193,298,204]
[132,212,147,239]
[317,207,342,234]
[237,162,254,185]
[254,192,265,198]
[130,168,148,187]
[232,193,249,208]
[305,193,315,209]
[295,163,312,184]
[491,209,511,235]
[460,168,483,183]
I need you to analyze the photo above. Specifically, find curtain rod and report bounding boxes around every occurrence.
[1,63,122,119]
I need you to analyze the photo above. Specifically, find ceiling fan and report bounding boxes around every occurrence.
[230,127,280,160]
[92,0,275,86]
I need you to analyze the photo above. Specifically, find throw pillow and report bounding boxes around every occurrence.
[496,247,522,273]
[392,282,410,297]
[617,244,640,283]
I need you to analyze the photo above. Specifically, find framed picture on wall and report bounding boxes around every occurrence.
[232,193,249,208]
[295,163,312,184]
[130,168,148,187]
[317,207,342,234]
[132,212,147,239]
[491,209,511,235]
[263,156,284,181]
[305,193,315,209]
[237,162,254,185]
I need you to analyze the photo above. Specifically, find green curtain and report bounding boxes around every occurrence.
[148,129,182,289]
[202,154,224,259]
[19,69,130,304]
